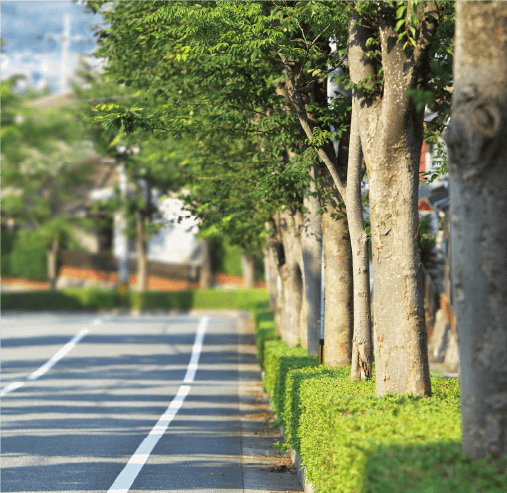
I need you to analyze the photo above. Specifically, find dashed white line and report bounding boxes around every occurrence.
[1,326,90,396]
[108,315,209,493]
[27,328,89,381]
[1,381,25,397]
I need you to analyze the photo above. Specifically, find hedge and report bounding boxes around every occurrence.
[256,323,507,492]
[1,287,269,312]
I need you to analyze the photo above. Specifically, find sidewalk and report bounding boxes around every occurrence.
[236,314,303,493]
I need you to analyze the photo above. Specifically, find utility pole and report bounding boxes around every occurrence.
[60,14,70,94]
[115,147,129,293]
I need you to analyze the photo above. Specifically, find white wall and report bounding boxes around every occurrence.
[112,194,200,264]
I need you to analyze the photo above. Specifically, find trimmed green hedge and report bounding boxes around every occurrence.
[1,287,269,312]
[251,300,281,369]
[256,323,507,492]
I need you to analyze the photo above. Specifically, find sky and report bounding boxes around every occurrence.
[1,1,107,94]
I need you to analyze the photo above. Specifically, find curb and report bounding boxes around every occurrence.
[291,449,314,493]
[237,315,303,493]
[260,378,314,492]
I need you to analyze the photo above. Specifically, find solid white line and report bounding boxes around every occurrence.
[1,381,25,396]
[108,315,209,493]
[27,328,90,381]
[183,316,208,384]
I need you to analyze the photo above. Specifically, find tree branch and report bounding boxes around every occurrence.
[276,48,346,199]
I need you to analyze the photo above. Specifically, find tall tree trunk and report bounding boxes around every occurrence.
[278,83,323,354]
[48,238,59,290]
[316,127,354,368]
[321,201,354,367]
[199,237,213,289]
[300,164,323,355]
[347,103,373,381]
[279,209,304,348]
[348,7,438,397]
[320,223,355,370]
[263,247,274,307]
[445,1,507,459]
[241,254,256,289]
[266,218,286,338]
[136,211,148,291]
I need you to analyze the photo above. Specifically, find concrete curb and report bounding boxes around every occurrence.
[290,449,314,493]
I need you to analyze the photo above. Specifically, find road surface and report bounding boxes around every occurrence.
[1,310,302,493]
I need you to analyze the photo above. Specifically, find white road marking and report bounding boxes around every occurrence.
[184,315,208,384]
[1,381,25,396]
[108,315,209,493]
[1,327,90,396]
[27,328,90,381]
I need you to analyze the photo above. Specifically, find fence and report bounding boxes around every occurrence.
[59,249,200,283]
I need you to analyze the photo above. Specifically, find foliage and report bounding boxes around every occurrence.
[83,0,356,253]
[1,228,48,281]
[258,323,507,492]
[262,339,318,426]
[1,76,102,253]
[419,215,436,264]
[252,300,281,369]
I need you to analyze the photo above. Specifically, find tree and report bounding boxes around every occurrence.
[74,61,188,292]
[345,1,454,395]
[1,76,98,288]
[444,0,507,459]
[84,1,327,351]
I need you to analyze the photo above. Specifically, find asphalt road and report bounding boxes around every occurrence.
[1,311,303,493]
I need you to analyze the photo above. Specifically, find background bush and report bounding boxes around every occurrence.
[2,228,48,281]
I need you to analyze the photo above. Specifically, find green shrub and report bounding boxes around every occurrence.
[2,228,48,281]
[214,237,265,281]
[1,287,269,312]
[251,300,280,369]
[420,215,436,264]
[262,339,317,425]
[293,372,507,492]
[251,308,507,493]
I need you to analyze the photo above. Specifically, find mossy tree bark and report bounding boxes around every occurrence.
[445,1,507,459]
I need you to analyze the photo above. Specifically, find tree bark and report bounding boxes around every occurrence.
[136,211,148,291]
[321,198,353,367]
[278,209,304,348]
[300,164,323,355]
[241,254,256,289]
[277,84,323,354]
[199,237,213,289]
[266,218,286,338]
[347,101,373,381]
[444,1,507,459]
[318,135,353,367]
[48,238,59,290]
[348,7,438,397]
